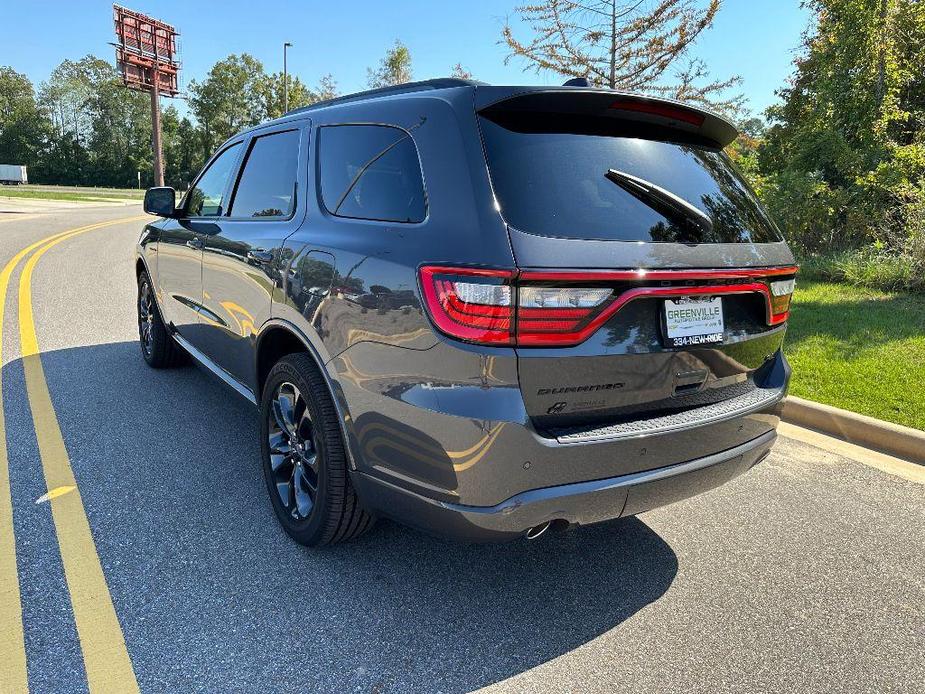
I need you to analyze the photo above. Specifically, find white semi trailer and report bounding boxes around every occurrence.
[0,165,28,185]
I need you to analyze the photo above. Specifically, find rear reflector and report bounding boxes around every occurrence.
[419,266,797,347]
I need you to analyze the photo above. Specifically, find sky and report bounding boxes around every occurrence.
[0,0,812,118]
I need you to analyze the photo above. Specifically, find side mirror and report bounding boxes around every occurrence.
[144,187,178,218]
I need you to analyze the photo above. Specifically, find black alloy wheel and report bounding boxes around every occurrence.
[260,353,374,546]
[138,278,155,359]
[137,270,184,368]
[267,382,320,520]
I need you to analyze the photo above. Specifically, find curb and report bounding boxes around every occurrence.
[781,396,925,466]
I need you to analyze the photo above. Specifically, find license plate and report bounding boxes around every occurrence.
[663,297,724,347]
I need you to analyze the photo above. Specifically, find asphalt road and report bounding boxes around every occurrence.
[0,207,922,694]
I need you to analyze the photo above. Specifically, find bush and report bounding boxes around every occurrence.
[760,170,856,254]
[769,158,925,292]
[799,247,924,292]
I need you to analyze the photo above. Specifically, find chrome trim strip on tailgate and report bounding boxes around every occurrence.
[553,385,785,444]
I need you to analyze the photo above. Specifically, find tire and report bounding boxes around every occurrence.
[260,353,374,546]
[137,270,185,368]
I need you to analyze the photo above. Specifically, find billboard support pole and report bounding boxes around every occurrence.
[150,76,164,187]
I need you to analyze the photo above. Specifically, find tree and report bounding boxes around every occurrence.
[758,0,925,258]
[189,54,268,153]
[315,74,338,101]
[39,58,102,142]
[35,56,151,187]
[367,40,412,88]
[262,73,316,119]
[162,106,205,190]
[502,0,741,114]
[450,63,474,80]
[84,65,153,187]
[0,67,38,133]
[0,67,52,170]
[670,57,743,117]
[1,52,352,189]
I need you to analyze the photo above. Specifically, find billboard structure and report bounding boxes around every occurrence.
[113,5,181,186]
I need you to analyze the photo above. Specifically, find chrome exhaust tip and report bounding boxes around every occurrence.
[525,521,552,540]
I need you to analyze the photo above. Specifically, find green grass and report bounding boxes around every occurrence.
[786,280,925,430]
[0,185,144,203]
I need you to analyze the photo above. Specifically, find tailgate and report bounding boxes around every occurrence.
[475,88,797,431]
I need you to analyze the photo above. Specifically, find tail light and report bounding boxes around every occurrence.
[516,286,613,345]
[419,266,797,347]
[768,278,796,323]
[418,267,515,344]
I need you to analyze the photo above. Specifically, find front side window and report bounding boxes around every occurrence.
[229,129,301,218]
[185,142,242,217]
[319,125,426,223]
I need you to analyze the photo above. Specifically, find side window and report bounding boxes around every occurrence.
[185,142,242,217]
[319,125,426,223]
[229,129,301,218]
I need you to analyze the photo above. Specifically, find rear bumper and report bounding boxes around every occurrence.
[353,429,776,542]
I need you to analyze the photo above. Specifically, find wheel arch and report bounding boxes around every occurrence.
[255,320,359,471]
[135,255,150,280]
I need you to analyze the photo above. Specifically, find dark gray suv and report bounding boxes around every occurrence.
[137,78,796,545]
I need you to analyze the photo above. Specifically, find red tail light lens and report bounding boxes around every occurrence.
[516,285,614,345]
[768,278,796,324]
[418,267,515,344]
[419,266,797,347]
[419,266,615,346]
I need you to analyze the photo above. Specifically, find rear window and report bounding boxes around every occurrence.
[229,129,300,218]
[479,114,782,244]
[318,124,426,223]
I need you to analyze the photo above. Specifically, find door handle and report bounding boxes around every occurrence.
[247,249,274,263]
[186,237,204,250]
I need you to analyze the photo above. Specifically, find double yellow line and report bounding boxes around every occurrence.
[1,217,145,693]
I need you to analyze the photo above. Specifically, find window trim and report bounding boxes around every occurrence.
[224,127,302,222]
[315,122,429,225]
[179,140,245,219]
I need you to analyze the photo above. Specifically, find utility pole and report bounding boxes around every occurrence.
[283,41,293,113]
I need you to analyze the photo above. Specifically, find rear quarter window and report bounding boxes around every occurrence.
[318,124,426,223]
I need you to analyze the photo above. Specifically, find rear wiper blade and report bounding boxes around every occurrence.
[605,169,713,235]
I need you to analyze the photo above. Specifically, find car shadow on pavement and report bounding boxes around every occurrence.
[8,341,679,693]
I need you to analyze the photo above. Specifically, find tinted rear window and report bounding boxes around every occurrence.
[229,129,300,218]
[318,125,426,223]
[479,114,781,244]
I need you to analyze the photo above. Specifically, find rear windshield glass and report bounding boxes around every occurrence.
[479,114,782,244]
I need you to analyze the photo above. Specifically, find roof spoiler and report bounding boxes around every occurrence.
[474,87,739,148]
